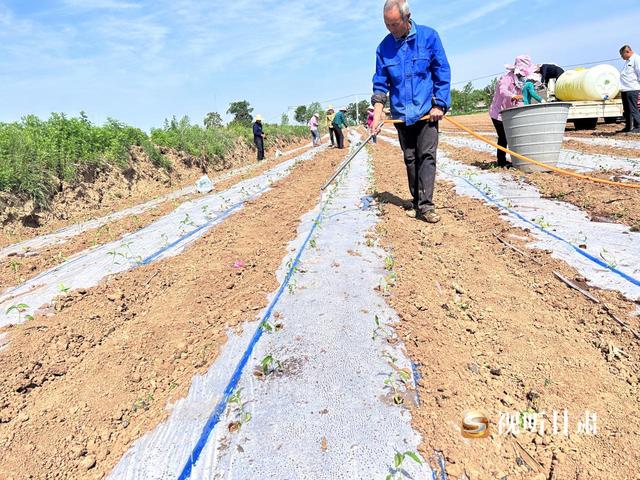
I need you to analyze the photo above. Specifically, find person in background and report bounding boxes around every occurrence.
[326,106,337,147]
[332,107,348,149]
[308,113,321,146]
[619,45,640,134]
[522,77,544,105]
[488,55,537,167]
[370,0,451,224]
[538,63,565,86]
[253,114,266,161]
[366,106,377,143]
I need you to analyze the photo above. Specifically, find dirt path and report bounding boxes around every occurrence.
[0,144,317,293]
[371,139,640,480]
[0,146,343,479]
[439,143,640,231]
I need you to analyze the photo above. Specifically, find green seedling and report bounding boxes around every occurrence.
[534,216,551,229]
[372,315,397,342]
[58,283,71,294]
[6,303,33,322]
[386,450,422,480]
[132,393,154,412]
[261,320,284,333]
[227,388,252,431]
[9,260,21,275]
[384,254,395,271]
[309,239,317,249]
[258,354,282,377]
[383,352,413,405]
[599,248,618,268]
[161,233,169,247]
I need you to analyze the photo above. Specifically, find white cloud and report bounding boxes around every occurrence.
[439,0,517,31]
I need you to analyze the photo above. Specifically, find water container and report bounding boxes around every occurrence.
[501,103,572,173]
[555,65,620,101]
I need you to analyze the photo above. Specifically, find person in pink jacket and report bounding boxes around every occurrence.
[489,55,538,167]
[366,106,377,143]
[308,113,320,146]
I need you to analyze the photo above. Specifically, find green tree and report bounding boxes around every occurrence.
[294,105,308,124]
[306,102,324,119]
[226,101,254,126]
[280,112,290,126]
[346,100,370,125]
[204,112,223,129]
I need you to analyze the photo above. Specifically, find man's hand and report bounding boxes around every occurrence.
[370,103,386,135]
[428,106,444,122]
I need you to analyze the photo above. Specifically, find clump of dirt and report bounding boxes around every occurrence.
[371,139,640,480]
[439,143,640,230]
[0,146,343,479]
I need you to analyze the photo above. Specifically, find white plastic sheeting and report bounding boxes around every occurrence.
[439,134,640,173]
[0,143,315,261]
[109,134,434,480]
[379,135,640,301]
[0,146,325,328]
[569,136,640,150]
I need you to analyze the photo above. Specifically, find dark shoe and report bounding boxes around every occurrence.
[417,211,440,224]
[616,128,631,134]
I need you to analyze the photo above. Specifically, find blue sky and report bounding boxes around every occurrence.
[1,0,639,130]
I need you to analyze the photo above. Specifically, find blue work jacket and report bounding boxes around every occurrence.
[372,21,451,125]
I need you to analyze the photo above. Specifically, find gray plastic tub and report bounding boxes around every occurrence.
[501,102,572,172]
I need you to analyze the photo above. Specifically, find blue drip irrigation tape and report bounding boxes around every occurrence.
[446,167,640,288]
[176,182,339,480]
[3,185,269,298]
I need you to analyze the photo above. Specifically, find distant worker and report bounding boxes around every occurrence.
[370,0,451,224]
[253,115,266,161]
[488,55,537,167]
[538,63,565,86]
[522,77,544,105]
[366,106,377,144]
[308,113,321,146]
[619,44,640,133]
[332,107,348,149]
[326,106,337,147]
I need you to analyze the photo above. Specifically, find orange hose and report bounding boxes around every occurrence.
[383,115,640,190]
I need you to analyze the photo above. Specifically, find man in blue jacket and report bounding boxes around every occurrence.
[370,0,451,224]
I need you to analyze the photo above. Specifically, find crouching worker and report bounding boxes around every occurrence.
[369,0,451,224]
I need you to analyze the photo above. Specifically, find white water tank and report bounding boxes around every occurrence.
[555,64,620,101]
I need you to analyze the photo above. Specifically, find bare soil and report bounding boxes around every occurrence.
[371,138,640,480]
[0,146,343,479]
[438,143,640,231]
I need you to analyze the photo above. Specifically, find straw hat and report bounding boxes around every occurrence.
[255,114,263,122]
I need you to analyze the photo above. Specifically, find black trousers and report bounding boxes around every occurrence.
[254,136,265,160]
[334,127,345,149]
[329,127,336,146]
[621,91,640,131]
[491,118,509,166]
[395,120,438,213]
